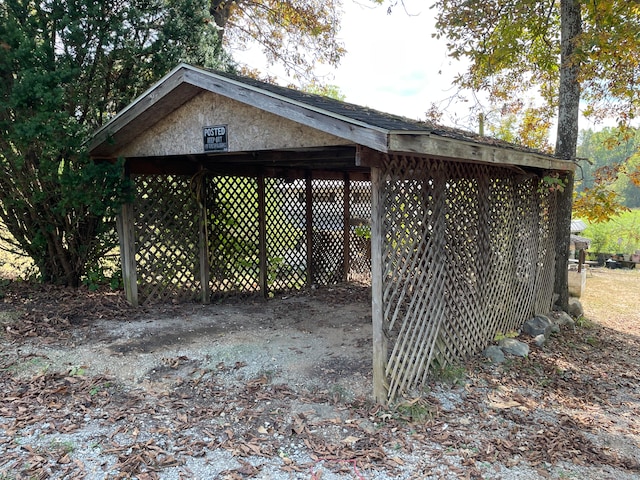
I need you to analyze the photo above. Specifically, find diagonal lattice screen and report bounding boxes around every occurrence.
[265,178,307,292]
[379,156,558,400]
[133,175,202,303]
[206,175,260,297]
[349,181,372,282]
[131,173,372,301]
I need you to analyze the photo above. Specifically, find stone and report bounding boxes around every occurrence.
[499,338,529,357]
[548,310,576,330]
[568,298,584,318]
[523,315,553,338]
[534,334,546,347]
[484,345,505,363]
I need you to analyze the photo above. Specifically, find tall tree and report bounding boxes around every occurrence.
[432,0,640,311]
[0,0,229,286]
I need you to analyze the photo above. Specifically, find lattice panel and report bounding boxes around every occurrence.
[265,177,307,292]
[379,156,559,400]
[206,176,260,297]
[534,187,558,314]
[134,175,201,302]
[349,181,372,281]
[311,179,345,284]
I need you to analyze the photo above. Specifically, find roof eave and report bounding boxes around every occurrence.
[388,132,574,172]
[89,63,392,156]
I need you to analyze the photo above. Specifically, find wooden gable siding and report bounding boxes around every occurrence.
[113,90,352,159]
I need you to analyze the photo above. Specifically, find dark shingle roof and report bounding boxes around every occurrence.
[207,68,557,158]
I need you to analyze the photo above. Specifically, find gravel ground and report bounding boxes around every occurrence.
[1,280,639,479]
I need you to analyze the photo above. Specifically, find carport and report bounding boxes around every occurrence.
[89,63,574,403]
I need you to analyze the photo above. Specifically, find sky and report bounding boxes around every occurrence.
[234,0,476,127]
[233,0,610,135]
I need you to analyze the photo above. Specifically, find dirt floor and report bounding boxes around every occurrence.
[0,270,639,479]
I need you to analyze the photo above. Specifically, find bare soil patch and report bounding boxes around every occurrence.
[0,271,639,479]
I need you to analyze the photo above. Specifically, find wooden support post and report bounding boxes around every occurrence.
[343,172,351,282]
[197,172,211,304]
[258,173,268,297]
[305,170,314,286]
[371,166,389,403]
[117,202,138,307]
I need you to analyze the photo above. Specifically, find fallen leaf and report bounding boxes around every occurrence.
[342,435,360,444]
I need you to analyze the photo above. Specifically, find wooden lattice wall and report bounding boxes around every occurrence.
[371,155,558,402]
[124,173,372,303]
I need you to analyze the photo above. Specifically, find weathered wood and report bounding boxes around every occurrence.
[258,173,268,297]
[183,68,389,152]
[305,171,314,286]
[117,202,138,307]
[343,173,350,282]
[197,171,211,304]
[370,167,388,403]
[355,145,386,168]
[379,154,559,401]
[89,78,200,157]
[388,134,576,172]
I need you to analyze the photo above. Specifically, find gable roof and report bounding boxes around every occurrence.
[88,63,573,172]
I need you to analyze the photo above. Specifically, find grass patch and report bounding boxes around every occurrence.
[582,208,640,254]
[580,268,640,335]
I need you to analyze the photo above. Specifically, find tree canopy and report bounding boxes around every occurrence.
[574,127,640,220]
[0,0,229,286]
[208,0,345,81]
[0,0,348,287]
[430,0,640,310]
[432,0,640,140]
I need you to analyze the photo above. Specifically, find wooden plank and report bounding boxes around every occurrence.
[117,202,138,307]
[356,145,386,167]
[89,80,202,157]
[343,172,350,282]
[305,171,314,286]
[258,173,268,297]
[388,134,575,172]
[198,172,211,304]
[370,166,389,403]
[183,68,390,152]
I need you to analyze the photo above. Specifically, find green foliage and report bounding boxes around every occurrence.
[575,316,595,329]
[354,224,371,240]
[394,398,435,423]
[432,0,640,131]
[0,0,231,286]
[581,209,640,254]
[573,127,640,221]
[68,365,86,376]
[300,80,346,101]
[493,330,519,342]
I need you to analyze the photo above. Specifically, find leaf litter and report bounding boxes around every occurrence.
[0,276,639,479]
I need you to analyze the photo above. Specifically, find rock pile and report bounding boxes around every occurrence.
[483,299,581,363]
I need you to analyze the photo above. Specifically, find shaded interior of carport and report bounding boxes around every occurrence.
[89,64,575,403]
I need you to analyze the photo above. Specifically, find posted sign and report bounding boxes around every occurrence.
[203,125,228,152]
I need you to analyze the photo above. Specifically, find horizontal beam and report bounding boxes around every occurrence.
[388,133,575,172]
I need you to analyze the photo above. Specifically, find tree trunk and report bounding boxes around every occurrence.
[554,0,581,312]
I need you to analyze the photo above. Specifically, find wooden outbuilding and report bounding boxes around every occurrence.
[89,64,574,403]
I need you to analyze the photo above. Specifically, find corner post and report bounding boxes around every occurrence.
[371,166,388,403]
[117,201,138,307]
[197,171,211,304]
